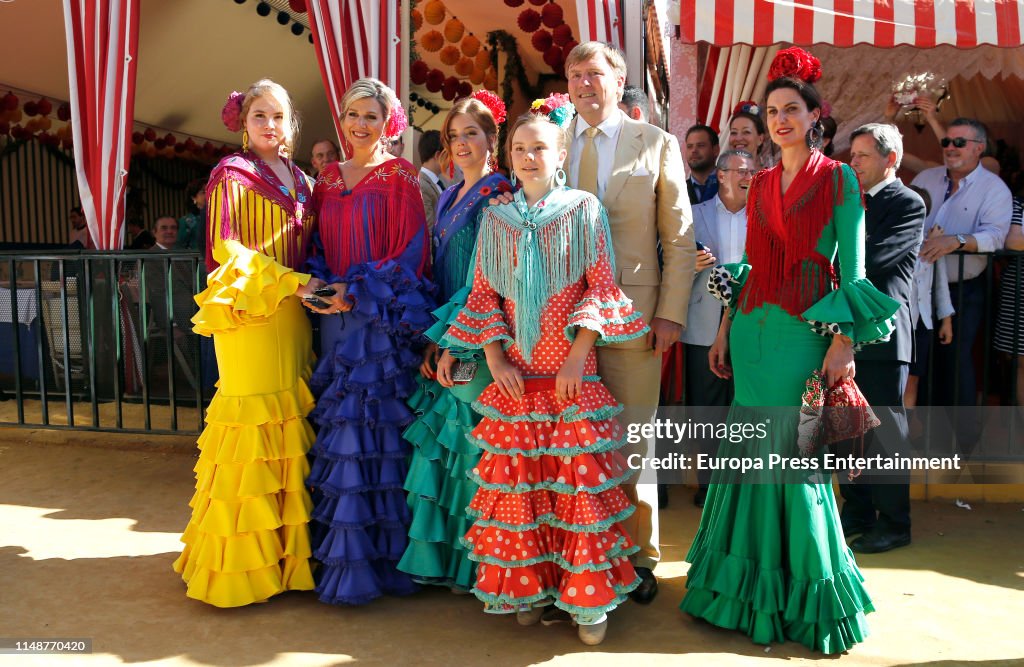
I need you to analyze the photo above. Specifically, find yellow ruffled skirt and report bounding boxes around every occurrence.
[173,296,316,607]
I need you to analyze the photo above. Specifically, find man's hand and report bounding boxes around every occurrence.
[938,316,954,344]
[646,317,682,356]
[695,247,717,272]
[920,234,960,263]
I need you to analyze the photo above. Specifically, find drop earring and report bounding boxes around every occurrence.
[242,130,249,151]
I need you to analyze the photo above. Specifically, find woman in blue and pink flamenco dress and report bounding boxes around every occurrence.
[302,78,434,605]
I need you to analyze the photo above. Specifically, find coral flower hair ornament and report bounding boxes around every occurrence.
[767,47,823,84]
[471,89,507,125]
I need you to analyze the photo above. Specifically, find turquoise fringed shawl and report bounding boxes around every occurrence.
[476,186,614,363]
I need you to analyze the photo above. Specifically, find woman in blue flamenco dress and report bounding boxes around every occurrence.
[679,50,899,654]
[398,91,512,592]
[302,78,434,605]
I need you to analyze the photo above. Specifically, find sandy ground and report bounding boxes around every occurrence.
[1,426,1023,667]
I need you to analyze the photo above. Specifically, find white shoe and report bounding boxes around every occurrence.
[577,619,608,645]
[516,606,545,626]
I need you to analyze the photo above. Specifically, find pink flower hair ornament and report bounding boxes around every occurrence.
[529,92,575,128]
[471,89,507,125]
[384,102,408,139]
[221,91,245,132]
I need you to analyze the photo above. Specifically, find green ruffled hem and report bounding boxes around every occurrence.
[463,534,636,573]
[399,525,478,591]
[681,547,873,655]
[466,433,626,459]
[404,379,482,458]
[467,468,635,496]
[470,401,623,424]
[466,505,636,534]
[801,277,899,346]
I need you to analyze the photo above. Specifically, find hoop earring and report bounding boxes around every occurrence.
[806,125,823,150]
[554,167,566,187]
[242,130,249,151]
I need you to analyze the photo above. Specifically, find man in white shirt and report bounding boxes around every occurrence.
[682,150,754,508]
[417,130,444,236]
[910,118,1012,449]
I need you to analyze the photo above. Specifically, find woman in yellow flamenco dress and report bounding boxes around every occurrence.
[172,80,324,607]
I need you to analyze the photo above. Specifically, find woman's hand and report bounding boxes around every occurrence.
[419,343,440,379]
[938,316,954,344]
[556,353,586,402]
[296,278,326,298]
[436,349,456,387]
[823,334,855,387]
[484,343,524,400]
[302,282,352,315]
[708,328,732,379]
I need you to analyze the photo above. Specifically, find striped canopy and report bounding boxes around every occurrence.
[680,0,1024,48]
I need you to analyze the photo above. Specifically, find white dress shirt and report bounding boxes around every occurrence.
[569,111,624,200]
[911,164,1013,282]
[714,196,747,265]
[866,173,897,198]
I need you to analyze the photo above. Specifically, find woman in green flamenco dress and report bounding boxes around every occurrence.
[398,91,511,592]
[678,49,899,655]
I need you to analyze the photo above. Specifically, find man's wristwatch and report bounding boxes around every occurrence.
[955,234,967,250]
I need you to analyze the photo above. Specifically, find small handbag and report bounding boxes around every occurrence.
[798,369,880,462]
[450,359,478,384]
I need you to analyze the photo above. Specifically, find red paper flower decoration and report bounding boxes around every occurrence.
[144,127,157,142]
[57,103,71,121]
[561,40,579,59]
[472,89,507,124]
[2,92,18,111]
[543,45,563,69]
[287,0,306,13]
[551,23,573,46]
[411,60,429,85]
[457,81,473,99]
[426,69,445,93]
[23,101,38,117]
[441,76,460,101]
[528,0,546,5]
[767,47,822,84]
[503,0,524,6]
[541,3,563,28]
[531,29,553,53]
[37,98,53,116]
[517,9,541,32]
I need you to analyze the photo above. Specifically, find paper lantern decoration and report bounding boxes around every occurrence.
[503,0,524,6]
[420,30,444,52]
[528,0,546,5]
[2,92,18,111]
[440,45,461,66]
[287,0,306,12]
[163,132,177,146]
[517,9,541,32]
[484,70,498,91]
[56,103,71,122]
[475,49,491,69]
[154,138,166,150]
[426,69,445,93]
[411,8,422,32]
[423,0,446,25]
[544,45,563,69]
[444,18,464,43]
[531,29,552,52]
[461,34,480,57]
[37,98,53,116]
[38,117,52,131]
[552,23,573,46]
[411,60,430,85]
[185,138,197,151]
[562,39,578,57]
[541,3,563,28]
[455,57,474,77]
[470,65,486,85]
[23,101,39,117]
[457,81,473,99]
[8,108,22,123]
[441,76,460,101]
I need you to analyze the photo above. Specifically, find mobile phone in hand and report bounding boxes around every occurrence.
[313,287,337,297]
[303,296,329,309]
[695,240,706,252]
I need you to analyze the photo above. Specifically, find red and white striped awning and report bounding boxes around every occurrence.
[680,0,1024,48]
[576,0,624,48]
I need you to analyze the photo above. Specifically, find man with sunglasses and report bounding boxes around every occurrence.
[910,118,1012,454]
[682,149,755,508]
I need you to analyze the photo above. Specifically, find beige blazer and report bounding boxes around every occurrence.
[569,112,696,349]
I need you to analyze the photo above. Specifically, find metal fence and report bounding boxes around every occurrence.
[0,249,1022,454]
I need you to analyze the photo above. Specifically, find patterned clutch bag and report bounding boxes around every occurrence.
[450,360,478,384]
[798,369,880,457]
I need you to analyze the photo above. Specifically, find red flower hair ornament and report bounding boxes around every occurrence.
[767,47,822,84]
[732,100,760,117]
[221,91,245,132]
[471,89,507,125]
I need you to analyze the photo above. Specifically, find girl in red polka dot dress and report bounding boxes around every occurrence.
[438,96,649,646]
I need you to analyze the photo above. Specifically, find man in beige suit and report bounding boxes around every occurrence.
[566,42,696,603]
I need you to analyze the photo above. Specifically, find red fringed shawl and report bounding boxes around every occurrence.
[738,150,849,317]
[313,158,431,279]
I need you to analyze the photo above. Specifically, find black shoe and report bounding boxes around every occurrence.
[693,487,708,508]
[629,567,658,604]
[849,530,911,554]
[658,483,669,509]
[840,519,874,538]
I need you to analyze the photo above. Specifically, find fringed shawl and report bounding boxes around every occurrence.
[314,158,430,279]
[738,150,849,316]
[434,173,512,300]
[205,150,313,271]
[477,186,613,362]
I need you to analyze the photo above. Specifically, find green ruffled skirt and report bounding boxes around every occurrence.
[679,304,873,654]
